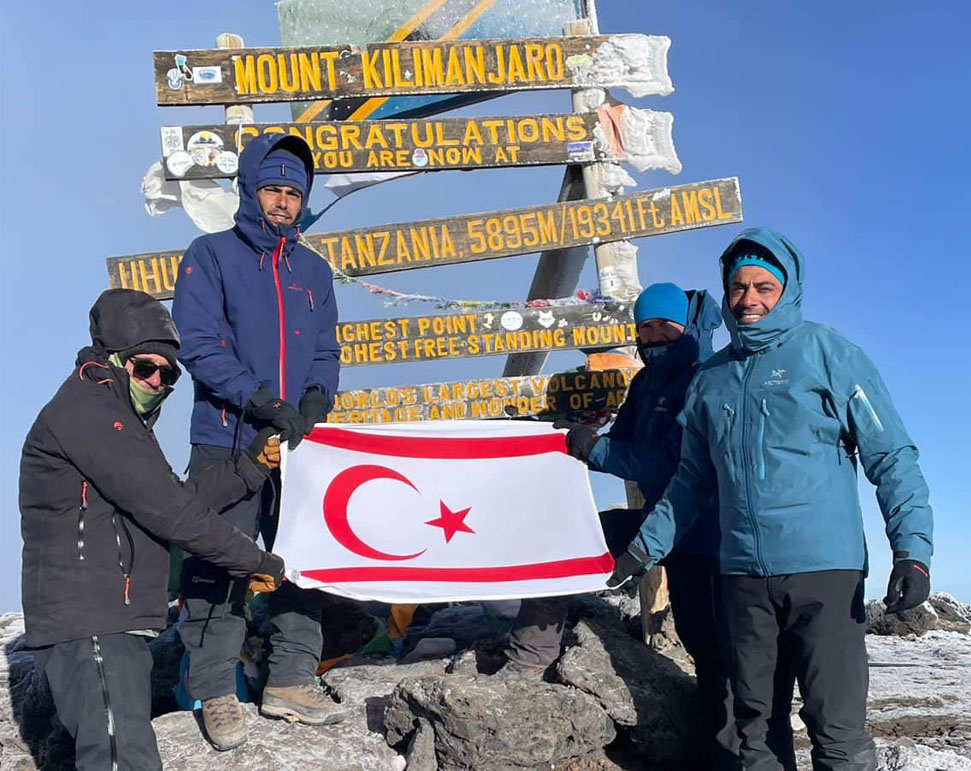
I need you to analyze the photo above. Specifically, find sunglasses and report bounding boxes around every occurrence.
[130,358,180,386]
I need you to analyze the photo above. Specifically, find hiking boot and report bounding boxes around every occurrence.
[260,683,350,725]
[201,693,247,751]
[494,658,549,681]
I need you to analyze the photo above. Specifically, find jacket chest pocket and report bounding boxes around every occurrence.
[756,399,770,480]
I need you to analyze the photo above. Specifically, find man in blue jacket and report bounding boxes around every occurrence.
[172,134,342,750]
[610,228,934,771]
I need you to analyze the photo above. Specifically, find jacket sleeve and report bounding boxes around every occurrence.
[52,399,266,575]
[302,263,341,398]
[172,239,263,406]
[627,384,717,564]
[842,348,933,567]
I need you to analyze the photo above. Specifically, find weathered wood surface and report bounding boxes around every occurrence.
[160,113,609,180]
[105,177,742,299]
[328,368,637,423]
[154,35,672,105]
[336,303,634,367]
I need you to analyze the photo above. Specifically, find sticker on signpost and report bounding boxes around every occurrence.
[160,127,183,157]
[166,151,194,178]
[187,131,224,167]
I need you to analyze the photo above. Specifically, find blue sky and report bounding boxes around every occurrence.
[1,1,968,611]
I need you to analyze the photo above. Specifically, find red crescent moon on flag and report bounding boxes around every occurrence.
[323,464,427,561]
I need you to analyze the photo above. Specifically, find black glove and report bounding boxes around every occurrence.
[235,427,278,491]
[249,385,305,450]
[250,552,286,593]
[553,420,601,463]
[299,387,332,434]
[606,548,649,588]
[884,558,930,615]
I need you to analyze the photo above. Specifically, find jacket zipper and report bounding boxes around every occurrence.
[721,405,736,484]
[740,356,769,575]
[851,384,884,432]
[77,480,88,560]
[271,236,287,400]
[757,398,770,480]
[111,514,134,606]
[92,635,119,771]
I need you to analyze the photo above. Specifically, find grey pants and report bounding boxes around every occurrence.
[722,570,876,771]
[178,444,323,701]
[34,633,161,771]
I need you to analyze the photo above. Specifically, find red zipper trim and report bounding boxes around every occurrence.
[272,237,287,399]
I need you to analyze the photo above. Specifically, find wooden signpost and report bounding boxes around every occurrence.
[155,35,673,106]
[328,368,636,424]
[337,303,634,367]
[161,113,613,180]
[106,177,741,299]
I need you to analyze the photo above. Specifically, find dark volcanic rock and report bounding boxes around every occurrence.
[385,674,615,770]
[866,600,939,637]
[928,593,971,635]
[555,599,699,766]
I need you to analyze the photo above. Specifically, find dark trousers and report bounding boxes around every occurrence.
[179,444,323,701]
[34,633,162,771]
[721,570,876,771]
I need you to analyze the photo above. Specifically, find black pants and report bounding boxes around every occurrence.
[34,633,161,771]
[721,570,876,771]
[179,444,323,701]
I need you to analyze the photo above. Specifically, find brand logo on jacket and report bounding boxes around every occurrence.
[653,396,669,413]
[763,369,789,388]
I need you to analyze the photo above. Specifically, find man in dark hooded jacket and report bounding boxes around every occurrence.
[610,228,934,771]
[172,133,343,749]
[19,288,285,771]
[503,284,760,769]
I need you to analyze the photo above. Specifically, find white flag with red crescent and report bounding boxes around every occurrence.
[273,421,614,603]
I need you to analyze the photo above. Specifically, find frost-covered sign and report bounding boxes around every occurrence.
[154,35,673,106]
[277,0,584,121]
[158,108,681,180]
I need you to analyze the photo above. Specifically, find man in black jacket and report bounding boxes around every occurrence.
[19,289,286,770]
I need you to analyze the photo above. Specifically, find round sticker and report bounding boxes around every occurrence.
[411,148,429,168]
[166,68,183,90]
[500,311,524,331]
[166,151,194,178]
[215,151,238,175]
[186,130,224,167]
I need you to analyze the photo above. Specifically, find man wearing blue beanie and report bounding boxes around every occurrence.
[173,135,343,750]
[505,282,772,768]
[610,228,934,771]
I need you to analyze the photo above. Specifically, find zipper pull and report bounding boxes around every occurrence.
[722,404,736,418]
[80,480,89,510]
[760,398,770,417]
[307,289,314,311]
[123,575,131,606]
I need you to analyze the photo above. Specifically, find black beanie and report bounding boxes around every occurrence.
[118,341,180,372]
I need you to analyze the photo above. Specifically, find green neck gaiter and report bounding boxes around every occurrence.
[109,353,172,416]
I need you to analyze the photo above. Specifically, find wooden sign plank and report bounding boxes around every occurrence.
[328,368,637,424]
[106,177,742,300]
[336,303,634,367]
[161,113,610,180]
[155,35,673,106]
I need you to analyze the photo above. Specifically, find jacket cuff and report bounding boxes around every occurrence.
[587,436,608,470]
[248,384,275,408]
[892,538,932,569]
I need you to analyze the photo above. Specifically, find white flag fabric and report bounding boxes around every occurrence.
[274,421,613,603]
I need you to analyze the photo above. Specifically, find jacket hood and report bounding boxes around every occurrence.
[639,289,721,375]
[235,134,316,256]
[88,289,180,357]
[719,227,805,353]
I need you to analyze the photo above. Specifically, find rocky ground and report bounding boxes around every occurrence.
[1,592,968,770]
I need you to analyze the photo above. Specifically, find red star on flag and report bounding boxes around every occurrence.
[425,501,475,543]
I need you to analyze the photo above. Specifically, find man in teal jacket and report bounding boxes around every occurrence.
[610,228,933,771]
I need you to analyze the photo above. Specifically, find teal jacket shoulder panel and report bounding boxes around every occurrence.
[629,228,933,575]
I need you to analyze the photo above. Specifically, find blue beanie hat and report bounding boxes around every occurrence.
[257,149,308,196]
[634,282,688,327]
[728,253,786,286]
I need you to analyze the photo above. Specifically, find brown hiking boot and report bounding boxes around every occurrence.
[201,693,247,751]
[260,683,350,725]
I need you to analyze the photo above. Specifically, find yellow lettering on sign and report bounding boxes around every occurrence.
[234,56,258,95]
[361,50,382,89]
[256,54,278,93]
[298,52,321,92]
